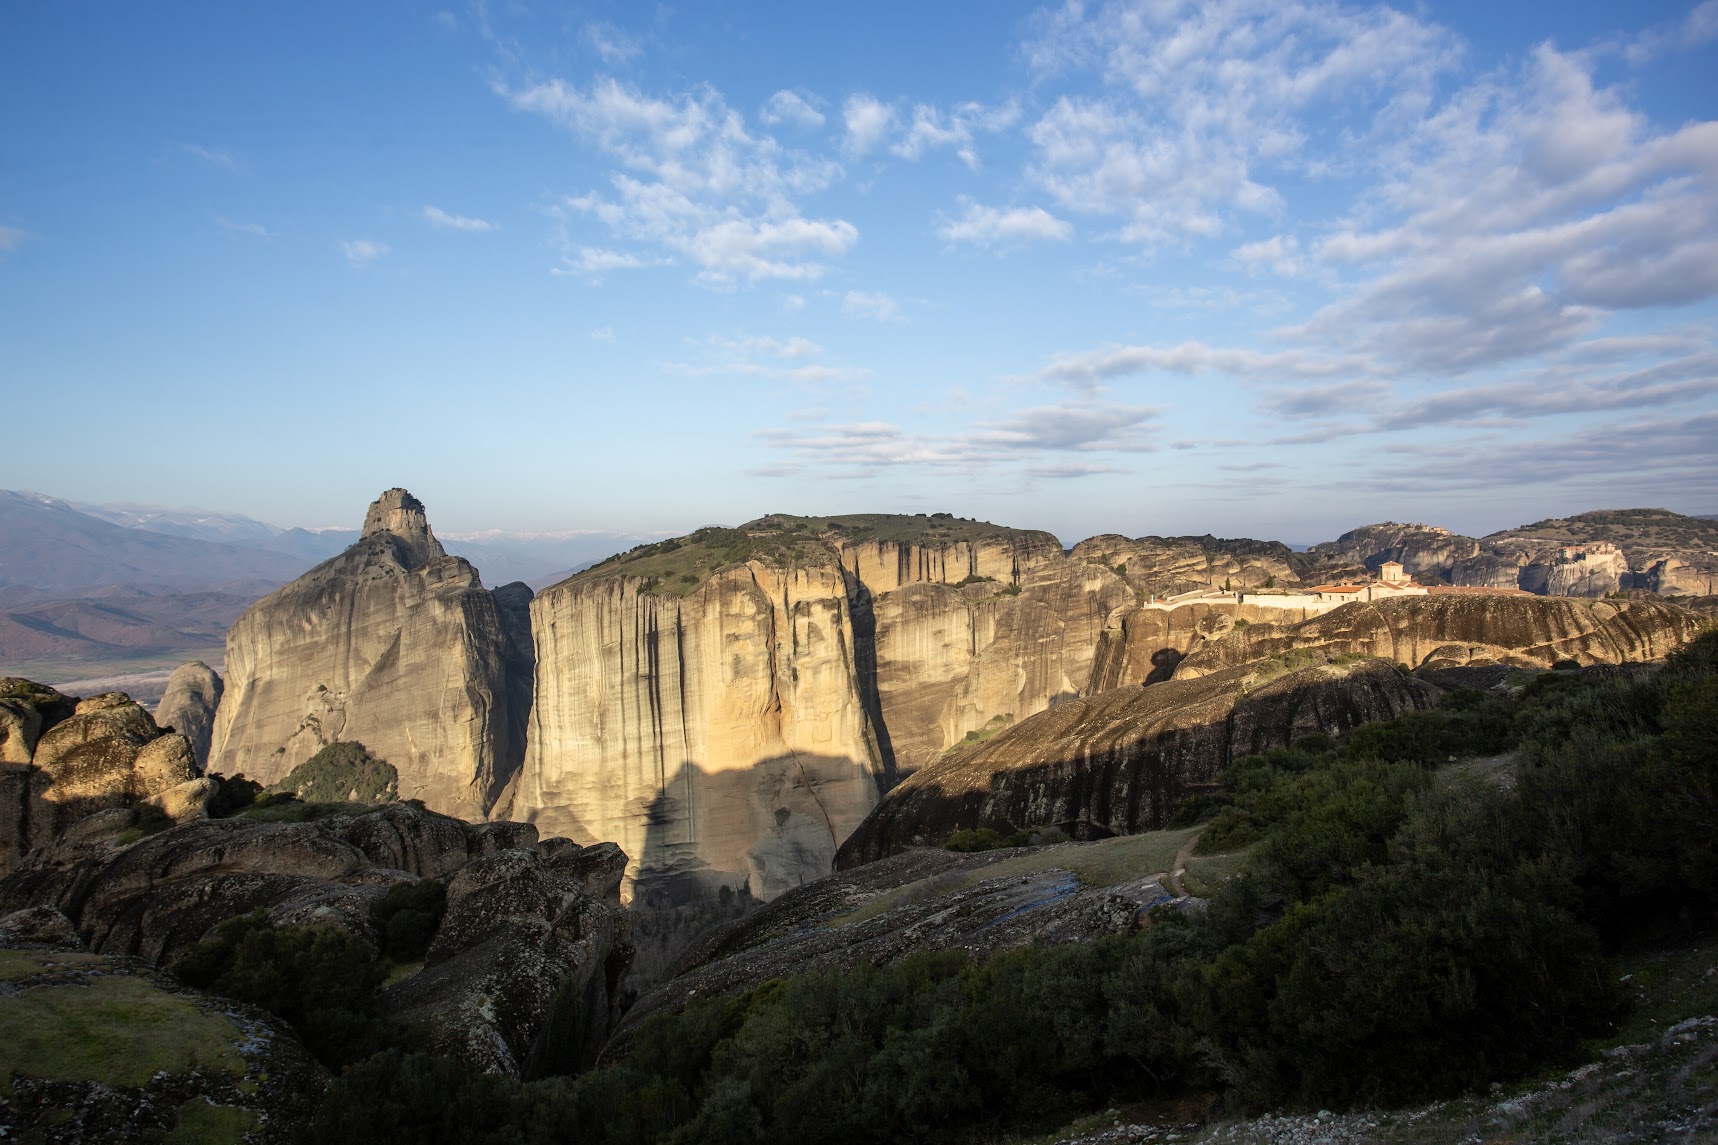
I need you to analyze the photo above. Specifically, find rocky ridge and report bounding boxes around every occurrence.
[208,489,530,820]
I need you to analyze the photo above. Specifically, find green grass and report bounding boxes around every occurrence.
[166,1098,262,1145]
[0,963,248,1092]
[1180,848,1252,897]
[0,950,104,981]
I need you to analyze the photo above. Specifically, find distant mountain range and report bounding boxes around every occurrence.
[0,491,657,669]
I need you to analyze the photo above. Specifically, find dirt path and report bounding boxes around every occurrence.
[1165,830,1202,897]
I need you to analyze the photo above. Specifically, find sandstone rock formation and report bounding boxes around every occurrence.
[1311,511,1718,597]
[513,514,1141,903]
[838,658,1439,864]
[1172,596,1704,677]
[154,660,223,767]
[0,800,630,1078]
[1,683,200,875]
[208,489,527,820]
[381,841,632,1075]
[1071,534,1309,596]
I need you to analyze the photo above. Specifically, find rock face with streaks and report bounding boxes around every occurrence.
[207,490,527,820]
[1071,534,1309,597]
[838,657,1439,864]
[154,660,223,768]
[517,560,885,905]
[1172,596,1703,678]
[511,515,1142,903]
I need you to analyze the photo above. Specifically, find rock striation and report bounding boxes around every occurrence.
[154,660,223,768]
[207,489,528,820]
[837,658,1439,863]
[511,514,1139,903]
[1071,534,1309,597]
[1172,595,1703,677]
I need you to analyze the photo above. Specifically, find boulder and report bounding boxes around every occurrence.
[154,660,223,768]
[380,847,632,1076]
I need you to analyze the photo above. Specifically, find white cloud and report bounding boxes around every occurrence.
[180,143,240,170]
[1231,235,1301,276]
[756,401,1159,475]
[1021,0,1460,244]
[1625,0,1718,63]
[842,290,900,321]
[842,94,896,155]
[670,332,867,383]
[339,239,388,265]
[423,205,498,232]
[890,101,1019,169]
[553,246,659,276]
[590,325,615,341]
[217,218,272,238]
[0,225,27,252]
[938,200,1073,246]
[760,90,825,129]
[1294,45,1718,373]
[508,77,857,284]
[584,22,641,66]
[1034,340,1368,392]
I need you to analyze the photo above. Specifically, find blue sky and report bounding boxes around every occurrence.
[2,1,1715,545]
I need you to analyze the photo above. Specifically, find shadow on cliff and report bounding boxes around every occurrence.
[835,662,1439,869]
[623,750,886,996]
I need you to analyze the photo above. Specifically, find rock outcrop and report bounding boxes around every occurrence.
[1,684,199,874]
[512,514,1138,904]
[208,489,528,820]
[517,561,885,904]
[1172,596,1704,677]
[0,800,630,1078]
[154,660,223,768]
[837,658,1438,864]
[1310,511,1718,598]
[380,841,632,1075]
[1071,534,1308,596]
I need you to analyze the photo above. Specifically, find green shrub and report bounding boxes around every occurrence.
[374,880,448,963]
[945,827,1007,852]
[275,742,397,805]
[175,912,390,1069]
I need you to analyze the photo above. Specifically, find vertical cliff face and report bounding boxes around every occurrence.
[518,559,885,902]
[207,490,522,820]
[868,562,1135,776]
[155,660,223,768]
[836,533,1064,593]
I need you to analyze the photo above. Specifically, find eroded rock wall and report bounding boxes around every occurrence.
[207,490,522,820]
[838,658,1439,863]
[1174,596,1702,677]
[516,563,885,902]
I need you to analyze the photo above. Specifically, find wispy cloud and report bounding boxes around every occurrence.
[668,332,868,382]
[756,401,1159,477]
[0,225,30,252]
[339,239,389,265]
[842,94,895,156]
[180,143,241,171]
[553,245,656,276]
[938,200,1072,246]
[1021,0,1460,244]
[584,21,642,65]
[217,217,273,238]
[423,205,497,232]
[1033,341,1369,392]
[760,90,825,129]
[842,290,900,321]
[509,77,856,285]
